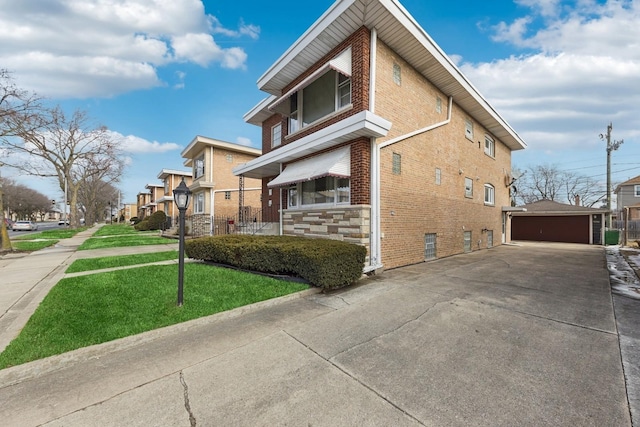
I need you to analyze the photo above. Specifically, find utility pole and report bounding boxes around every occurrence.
[600,122,623,229]
[0,162,12,251]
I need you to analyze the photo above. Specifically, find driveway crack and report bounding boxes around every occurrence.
[180,371,197,427]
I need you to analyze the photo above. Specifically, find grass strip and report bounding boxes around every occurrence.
[0,263,308,368]
[12,240,60,251]
[12,228,85,241]
[93,224,141,236]
[78,235,172,250]
[66,251,179,273]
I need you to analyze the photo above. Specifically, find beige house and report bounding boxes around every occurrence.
[234,0,527,271]
[181,136,262,235]
[157,169,193,219]
[142,183,164,217]
[136,191,151,219]
[120,203,138,222]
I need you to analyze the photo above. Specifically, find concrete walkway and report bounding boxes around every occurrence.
[0,241,634,426]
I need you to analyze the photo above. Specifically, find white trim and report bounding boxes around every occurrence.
[233,110,391,179]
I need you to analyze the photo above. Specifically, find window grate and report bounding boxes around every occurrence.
[425,233,437,260]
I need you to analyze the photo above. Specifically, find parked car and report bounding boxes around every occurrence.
[12,220,39,231]
[58,219,69,225]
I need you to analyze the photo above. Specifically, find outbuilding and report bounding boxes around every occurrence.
[511,200,608,245]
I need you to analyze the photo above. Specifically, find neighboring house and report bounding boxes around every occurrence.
[615,175,640,220]
[233,0,527,271]
[136,191,151,219]
[120,203,138,222]
[143,184,164,216]
[157,169,193,219]
[512,200,607,244]
[181,136,262,235]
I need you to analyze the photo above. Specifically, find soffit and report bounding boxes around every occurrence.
[256,0,526,151]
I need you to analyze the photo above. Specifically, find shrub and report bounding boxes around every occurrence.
[186,235,366,289]
[134,220,150,231]
[135,211,166,231]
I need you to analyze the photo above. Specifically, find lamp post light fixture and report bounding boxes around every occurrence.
[173,177,192,306]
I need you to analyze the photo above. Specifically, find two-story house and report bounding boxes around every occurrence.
[143,183,164,217]
[233,0,527,271]
[615,175,640,221]
[181,136,262,236]
[136,191,151,220]
[157,169,193,219]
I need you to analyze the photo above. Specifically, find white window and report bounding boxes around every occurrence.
[164,179,169,194]
[393,63,401,85]
[436,97,442,114]
[484,135,495,157]
[287,70,351,134]
[465,118,474,140]
[635,185,640,197]
[487,230,494,248]
[271,123,282,148]
[465,177,473,198]
[194,192,205,213]
[484,184,495,205]
[194,155,205,179]
[226,154,233,163]
[288,177,350,208]
[435,168,441,185]
[224,191,231,200]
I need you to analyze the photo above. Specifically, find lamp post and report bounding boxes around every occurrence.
[173,177,192,306]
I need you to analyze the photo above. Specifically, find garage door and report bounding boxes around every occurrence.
[512,216,589,244]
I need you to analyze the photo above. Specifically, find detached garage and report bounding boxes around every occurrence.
[512,200,608,245]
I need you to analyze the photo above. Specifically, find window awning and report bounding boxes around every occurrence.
[267,146,350,188]
[268,47,352,115]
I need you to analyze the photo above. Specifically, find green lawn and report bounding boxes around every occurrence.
[78,234,173,250]
[11,240,59,251]
[12,228,85,240]
[66,251,179,273]
[93,224,145,236]
[0,263,308,368]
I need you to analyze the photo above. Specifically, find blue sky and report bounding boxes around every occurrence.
[1,0,639,204]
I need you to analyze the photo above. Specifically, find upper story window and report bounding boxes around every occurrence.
[484,135,495,157]
[271,123,282,148]
[284,70,351,135]
[224,191,231,200]
[194,155,205,179]
[164,179,169,194]
[393,63,401,85]
[436,97,442,114]
[465,119,474,140]
[392,153,401,175]
[484,184,495,205]
[194,192,205,213]
[634,185,640,197]
[226,154,233,163]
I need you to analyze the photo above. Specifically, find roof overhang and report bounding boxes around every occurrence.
[234,110,391,179]
[181,135,261,161]
[157,169,192,180]
[248,0,526,151]
[511,209,609,216]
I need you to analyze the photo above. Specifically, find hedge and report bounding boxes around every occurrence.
[185,235,366,290]
[135,211,167,231]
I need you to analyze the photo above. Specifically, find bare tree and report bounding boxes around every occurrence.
[78,179,119,225]
[515,164,605,207]
[2,104,126,228]
[1,177,52,221]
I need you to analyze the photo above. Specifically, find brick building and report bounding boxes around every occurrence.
[156,169,193,219]
[234,0,527,270]
[181,136,262,235]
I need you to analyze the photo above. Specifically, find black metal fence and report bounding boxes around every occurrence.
[165,206,278,238]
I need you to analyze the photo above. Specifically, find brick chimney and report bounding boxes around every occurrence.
[575,195,580,206]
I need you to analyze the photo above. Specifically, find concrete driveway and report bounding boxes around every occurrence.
[0,242,631,426]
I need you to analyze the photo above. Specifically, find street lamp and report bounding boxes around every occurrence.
[173,177,192,306]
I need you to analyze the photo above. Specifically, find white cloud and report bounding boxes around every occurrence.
[236,137,253,147]
[109,132,182,154]
[0,0,259,98]
[462,0,640,159]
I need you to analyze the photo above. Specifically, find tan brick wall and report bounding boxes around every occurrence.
[375,41,513,269]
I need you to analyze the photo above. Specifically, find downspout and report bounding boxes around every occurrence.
[279,164,284,235]
[370,95,453,272]
[367,27,381,273]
